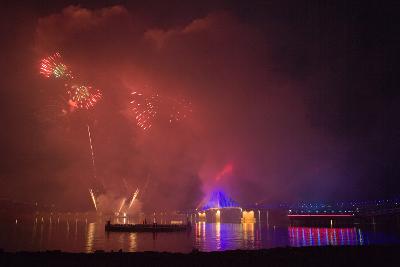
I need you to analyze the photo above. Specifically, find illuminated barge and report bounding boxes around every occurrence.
[105,221,190,232]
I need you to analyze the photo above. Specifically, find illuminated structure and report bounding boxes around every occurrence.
[201,191,239,210]
[198,212,206,221]
[242,210,256,223]
[198,191,255,223]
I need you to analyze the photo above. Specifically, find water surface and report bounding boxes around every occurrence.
[1,218,400,252]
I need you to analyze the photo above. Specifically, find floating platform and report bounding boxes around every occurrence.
[105,221,190,232]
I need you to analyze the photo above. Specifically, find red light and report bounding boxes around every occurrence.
[287,214,353,217]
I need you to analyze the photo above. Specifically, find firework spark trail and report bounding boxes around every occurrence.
[89,188,98,211]
[128,188,140,209]
[118,199,126,214]
[87,124,97,180]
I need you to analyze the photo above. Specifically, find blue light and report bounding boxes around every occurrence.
[201,191,239,210]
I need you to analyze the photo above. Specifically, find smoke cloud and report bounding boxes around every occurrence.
[1,2,398,212]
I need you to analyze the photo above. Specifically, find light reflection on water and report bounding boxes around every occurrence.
[1,219,400,253]
[86,222,95,253]
[288,227,363,247]
[194,223,260,251]
[129,233,137,252]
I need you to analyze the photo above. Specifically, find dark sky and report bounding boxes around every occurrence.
[0,0,399,211]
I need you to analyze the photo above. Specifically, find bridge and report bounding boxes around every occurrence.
[189,194,400,225]
[285,197,400,217]
[282,198,400,225]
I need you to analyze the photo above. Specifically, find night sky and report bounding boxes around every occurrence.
[0,1,399,211]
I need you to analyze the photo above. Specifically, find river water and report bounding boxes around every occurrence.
[1,218,400,252]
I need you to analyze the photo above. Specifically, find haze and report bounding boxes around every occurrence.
[1,1,399,212]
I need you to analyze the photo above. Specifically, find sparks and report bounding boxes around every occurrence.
[39,52,73,79]
[130,91,192,130]
[117,198,127,215]
[68,84,102,109]
[89,188,98,211]
[168,96,193,124]
[87,125,97,180]
[130,91,159,130]
[127,188,140,209]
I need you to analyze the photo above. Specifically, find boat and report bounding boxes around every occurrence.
[105,221,190,232]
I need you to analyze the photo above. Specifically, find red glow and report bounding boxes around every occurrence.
[215,163,233,181]
[287,214,354,217]
[288,227,361,246]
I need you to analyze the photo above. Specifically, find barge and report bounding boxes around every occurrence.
[105,221,190,232]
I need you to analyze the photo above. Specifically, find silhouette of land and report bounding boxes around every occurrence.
[0,245,397,267]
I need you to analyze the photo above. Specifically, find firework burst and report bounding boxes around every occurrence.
[38,52,103,212]
[39,52,73,79]
[168,96,193,123]
[130,91,192,130]
[68,84,102,109]
[130,91,160,130]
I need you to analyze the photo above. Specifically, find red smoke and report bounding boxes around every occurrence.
[0,3,364,212]
[215,163,233,181]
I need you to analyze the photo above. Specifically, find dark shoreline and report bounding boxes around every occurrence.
[1,245,398,267]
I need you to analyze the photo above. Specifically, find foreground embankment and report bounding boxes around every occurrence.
[0,246,398,266]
